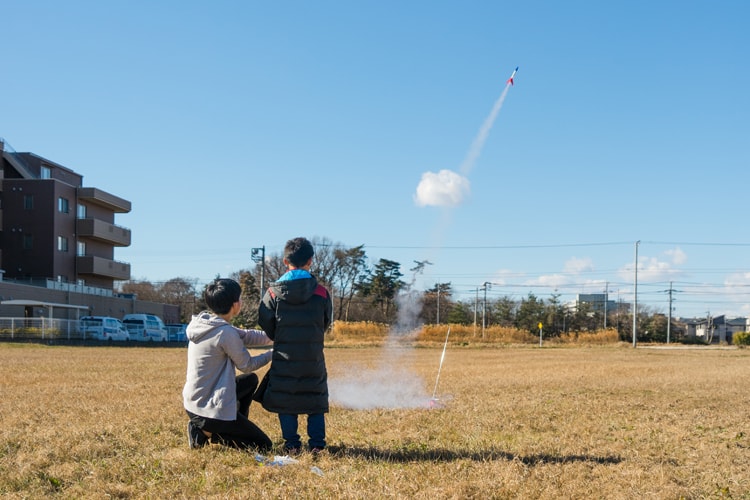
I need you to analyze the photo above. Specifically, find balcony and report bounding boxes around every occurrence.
[76,255,131,280]
[77,218,131,246]
[77,187,131,213]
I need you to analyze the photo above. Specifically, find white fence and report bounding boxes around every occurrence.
[0,318,186,343]
[1,317,91,341]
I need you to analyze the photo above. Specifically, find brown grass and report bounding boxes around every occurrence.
[1,342,749,498]
[331,322,609,346]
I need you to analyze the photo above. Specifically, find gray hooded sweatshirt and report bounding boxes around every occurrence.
[182,311,273,420]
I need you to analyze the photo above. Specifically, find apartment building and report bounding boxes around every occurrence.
[1,138,131,288]
[0,139,182,324]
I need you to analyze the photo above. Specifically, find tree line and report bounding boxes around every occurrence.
[117,237,676,342]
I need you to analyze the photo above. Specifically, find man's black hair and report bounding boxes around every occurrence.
[284,237,315,267]
[203,278,241,315]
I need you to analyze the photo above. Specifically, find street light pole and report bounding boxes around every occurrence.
[604,281,608,329]
[633,240,640,348]
[251,245,266,299]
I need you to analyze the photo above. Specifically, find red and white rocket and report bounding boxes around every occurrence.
[506,67,519,86]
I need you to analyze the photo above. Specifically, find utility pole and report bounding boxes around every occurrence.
[660,282,681,344]
[667,282,673,344]
[473,287,478,337]
[633,240,640,348]
[482,282,491,339]
[251,246,266,299]
[604,282,609,329]
[436,286,440,325]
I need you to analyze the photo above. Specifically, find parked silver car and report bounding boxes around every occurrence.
[79,316,130,341]
[123,314,168,341]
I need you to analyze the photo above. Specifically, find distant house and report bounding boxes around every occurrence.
[683,315,749,344]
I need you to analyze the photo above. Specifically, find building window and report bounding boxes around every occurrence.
[23,194,34,209]
[23,234,33,249]
[58,197,70,213]
[41,166,51,179]
[57,236,69,252]
[77,204,87,219]
[77,241,86,256]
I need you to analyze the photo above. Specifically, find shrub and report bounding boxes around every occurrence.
[329,321,390,345]
[732,331,750,347]
[554,328,620,345]
[679,335,709,345]
[421,324,536,344]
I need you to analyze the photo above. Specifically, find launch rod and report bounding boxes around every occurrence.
[431,327,451,400]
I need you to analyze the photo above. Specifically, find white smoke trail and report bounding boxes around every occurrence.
[329,272,433,409]
[458,83,511,177]
[332,81,514,410]
[413,81,512,208]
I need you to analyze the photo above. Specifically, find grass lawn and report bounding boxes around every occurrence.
[0,342,748,498]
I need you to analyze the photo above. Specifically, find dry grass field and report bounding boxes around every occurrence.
[1,342,748,499]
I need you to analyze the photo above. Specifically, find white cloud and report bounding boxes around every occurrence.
[619,247,687,282]
[665,247,687,265]
[725,271,750,287]
[413,169,470,208]
[488,269,533,288]
[496,257,602,292]
[530,273,570,288]
[563,257,594,274]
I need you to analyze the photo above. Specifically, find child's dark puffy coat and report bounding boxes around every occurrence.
[258,274,332,414]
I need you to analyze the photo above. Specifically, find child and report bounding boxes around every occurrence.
[183,278,273,451]
[258,237,333,453]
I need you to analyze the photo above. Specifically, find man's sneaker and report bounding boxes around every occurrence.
[187,421,208,449]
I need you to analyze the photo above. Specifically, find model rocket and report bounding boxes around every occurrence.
[506,67,518,86]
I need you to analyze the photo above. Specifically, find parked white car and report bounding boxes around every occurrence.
[79,316,130,341]
[122,314,168,342]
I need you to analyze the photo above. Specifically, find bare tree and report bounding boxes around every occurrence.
[253,236,344,291]
[119,280,160,302]
[262,254,287,283]
[160,277,199,322]
[118,278,199,322]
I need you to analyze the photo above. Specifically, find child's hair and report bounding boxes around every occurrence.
[284,237,315,267]
[203,278,241,315]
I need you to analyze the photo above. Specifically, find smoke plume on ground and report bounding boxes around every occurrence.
[329,361,431,410]
[329,281,434,409]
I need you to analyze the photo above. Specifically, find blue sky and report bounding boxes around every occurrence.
[3,1,749,319]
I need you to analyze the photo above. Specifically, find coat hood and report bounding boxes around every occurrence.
[186,311,229,342]
[269,274,320,305]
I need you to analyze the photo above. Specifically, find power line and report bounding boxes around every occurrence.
[365,241,633,250]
